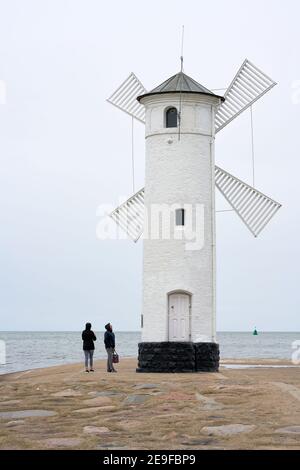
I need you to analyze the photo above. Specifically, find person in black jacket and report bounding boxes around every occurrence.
[104,323,116,372]
[82,322,96,372]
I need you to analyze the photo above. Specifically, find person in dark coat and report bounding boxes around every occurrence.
[82,322,97,372]
[104,323,116,372]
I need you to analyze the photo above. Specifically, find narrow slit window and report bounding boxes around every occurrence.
[176,209,185,226]
[166,107,178,128]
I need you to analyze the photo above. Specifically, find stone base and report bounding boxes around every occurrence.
[136,342,219,373]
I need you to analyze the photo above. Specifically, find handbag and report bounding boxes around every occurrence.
[112,351,119,364]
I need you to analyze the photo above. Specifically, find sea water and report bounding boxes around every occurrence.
[0,331,299,375]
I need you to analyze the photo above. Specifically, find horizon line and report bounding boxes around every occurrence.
[0,330,299,333]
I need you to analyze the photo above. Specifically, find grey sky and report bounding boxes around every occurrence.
[0,0,299,331]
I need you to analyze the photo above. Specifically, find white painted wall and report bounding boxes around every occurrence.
[140,93,222,343]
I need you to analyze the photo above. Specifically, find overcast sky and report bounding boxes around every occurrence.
[0,0,299,332]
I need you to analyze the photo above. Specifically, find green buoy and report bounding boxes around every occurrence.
[253,327,258,336]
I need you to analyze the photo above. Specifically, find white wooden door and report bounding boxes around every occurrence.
[168,293,190,341]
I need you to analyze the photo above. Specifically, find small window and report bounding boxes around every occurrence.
[166,107,178,128]
[141,314,143,328]
[176,209,185,226]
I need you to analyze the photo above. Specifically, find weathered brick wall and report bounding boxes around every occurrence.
[140,93,221,344]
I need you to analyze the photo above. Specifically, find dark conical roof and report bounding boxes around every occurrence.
[137,71,224,102]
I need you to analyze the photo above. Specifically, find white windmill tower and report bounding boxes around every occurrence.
[107,58,281,372]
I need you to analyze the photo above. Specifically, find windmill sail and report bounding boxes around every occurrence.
[107,73,146,123]
[215,59,276,133]
[110,167,281,241]
[110,188,145,242]
[215,165,281,237]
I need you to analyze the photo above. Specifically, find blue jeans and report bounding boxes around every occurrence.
[84,350,94,369]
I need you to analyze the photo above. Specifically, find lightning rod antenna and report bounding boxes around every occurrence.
[180,25,184,72]
[178,25,184,141]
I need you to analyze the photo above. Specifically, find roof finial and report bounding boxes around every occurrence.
[180,25,184,73]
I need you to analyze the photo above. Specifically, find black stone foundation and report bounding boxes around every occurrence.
[136,342,219,373]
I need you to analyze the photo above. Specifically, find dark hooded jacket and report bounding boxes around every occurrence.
[82,324,97,350]
[104,324,115,349]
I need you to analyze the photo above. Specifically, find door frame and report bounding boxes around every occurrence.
[167,290,192,341]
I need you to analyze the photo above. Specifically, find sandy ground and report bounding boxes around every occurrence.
[0,358,300,450]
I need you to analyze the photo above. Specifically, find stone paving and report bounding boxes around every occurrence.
[0,357,300,449]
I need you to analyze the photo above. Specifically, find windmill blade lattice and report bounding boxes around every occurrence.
[215,166,281,237]
[215,59,276,133]
[110,188,145,242]
[110,166,281,241]
[107,73,146,123]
